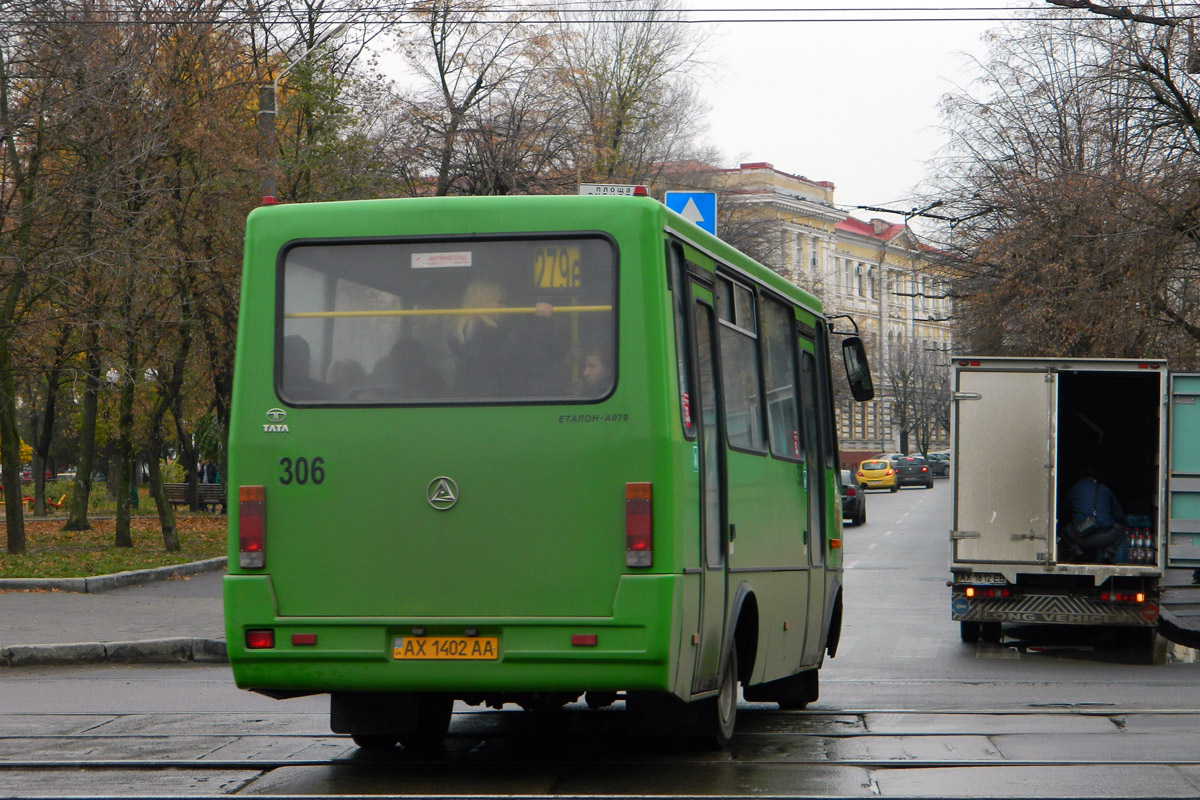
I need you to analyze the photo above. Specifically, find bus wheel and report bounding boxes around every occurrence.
[776,668,819,710]
[706,646,738,748]
[960,621,981,643]
[351,733,398,750]
[398,693,453,750]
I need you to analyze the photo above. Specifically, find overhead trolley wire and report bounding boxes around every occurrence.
[0,4,1097,27]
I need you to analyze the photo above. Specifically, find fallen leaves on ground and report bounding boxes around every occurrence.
[0,514,226,579]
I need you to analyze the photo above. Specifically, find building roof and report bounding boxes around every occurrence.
[835,216,908,241]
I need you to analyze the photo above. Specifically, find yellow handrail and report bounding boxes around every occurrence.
[284,305,612,320]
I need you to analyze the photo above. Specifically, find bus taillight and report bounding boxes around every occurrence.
[626,482,653,568]
[239,485,266,568]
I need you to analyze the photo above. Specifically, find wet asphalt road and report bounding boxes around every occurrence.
[2,480,1200,798]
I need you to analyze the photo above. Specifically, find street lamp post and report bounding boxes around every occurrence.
[257,23,349,203]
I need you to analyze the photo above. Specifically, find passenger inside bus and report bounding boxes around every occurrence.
[450,279,568,398]
[325,358,367,400]
[282,335,322,401]
[580,347,611,394]
[369,338,446,400]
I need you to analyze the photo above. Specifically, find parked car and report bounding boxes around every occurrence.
[895,455,934,489]
[19,468,54,483]
[926,451,950,477]
[856,459,898,492]
[840,469,866,527]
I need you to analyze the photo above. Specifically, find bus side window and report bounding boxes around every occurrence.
[669,241,696,439]
[760,296,801,461]
[715,275,766,453]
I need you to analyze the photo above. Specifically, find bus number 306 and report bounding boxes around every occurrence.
[279,456,326,485]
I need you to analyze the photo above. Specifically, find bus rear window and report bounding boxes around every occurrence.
[279,237,616,404]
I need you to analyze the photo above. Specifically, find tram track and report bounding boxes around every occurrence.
[3,707,1200,798]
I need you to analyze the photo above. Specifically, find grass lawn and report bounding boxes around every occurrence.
[0,514,226,579]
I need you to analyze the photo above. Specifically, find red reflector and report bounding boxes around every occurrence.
[571,634,598,647]
[626,482,652,568]
[291,633,317,646]
[239,486,266,568]
[246,629,275,649]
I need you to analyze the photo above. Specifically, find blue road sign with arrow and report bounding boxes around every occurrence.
[664,191,717,236]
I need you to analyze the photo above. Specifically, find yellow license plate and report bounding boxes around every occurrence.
[392,636,499,660]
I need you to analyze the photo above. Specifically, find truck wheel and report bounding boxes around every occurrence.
[960,621,981,643]
[981,622,1003,643]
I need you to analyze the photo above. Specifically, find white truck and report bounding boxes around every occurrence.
[949,356,1200,650]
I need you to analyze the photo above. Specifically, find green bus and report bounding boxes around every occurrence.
[224,193,874,749]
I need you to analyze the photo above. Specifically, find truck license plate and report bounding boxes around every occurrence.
[955,572,1008,584]
[392,636,499,660]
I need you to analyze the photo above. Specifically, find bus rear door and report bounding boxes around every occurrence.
[798,340,828,664]
[688,278,729,695]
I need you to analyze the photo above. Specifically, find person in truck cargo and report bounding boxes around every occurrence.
[1061,469,1126,563]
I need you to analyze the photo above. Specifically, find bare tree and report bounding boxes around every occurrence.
[924,11,1200,365]
[549,0,710,183]
[886,339,948,456]
[394,0,545,195]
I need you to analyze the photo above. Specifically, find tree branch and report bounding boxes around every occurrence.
[1044,0,1178,27]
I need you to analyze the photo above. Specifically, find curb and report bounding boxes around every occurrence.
[1,637,227,667]
[0,558,229,667]
[0,556,227,593]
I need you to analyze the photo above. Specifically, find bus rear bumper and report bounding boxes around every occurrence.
[224,574,681,695]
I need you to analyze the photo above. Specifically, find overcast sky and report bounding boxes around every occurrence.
[685,2,1039,220]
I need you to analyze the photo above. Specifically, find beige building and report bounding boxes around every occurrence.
[717,162,953,463]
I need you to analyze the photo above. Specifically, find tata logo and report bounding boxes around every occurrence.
[264,408,290,433]
[427,477,459,511]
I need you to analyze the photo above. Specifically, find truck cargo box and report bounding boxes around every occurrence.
[950,357,1166,639]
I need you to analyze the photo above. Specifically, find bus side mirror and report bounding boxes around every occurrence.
[841,337,874,401]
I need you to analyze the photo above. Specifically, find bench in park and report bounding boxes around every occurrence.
[164,482,226,513]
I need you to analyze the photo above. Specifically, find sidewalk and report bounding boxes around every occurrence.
[0,560,227,667]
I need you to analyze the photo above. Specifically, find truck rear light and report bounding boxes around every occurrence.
[626,482,652,567]
[964,586,1010,599]
[239,485,266,568]
[246,629,275,649]
[1100,591,1148,603]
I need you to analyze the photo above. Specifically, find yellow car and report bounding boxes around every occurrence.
[856,459,898,492]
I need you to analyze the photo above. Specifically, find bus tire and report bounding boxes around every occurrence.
[776,668,819,710]
[398,693,453,750]
[704,646,738,749]
[960,621,981,643]
[351,733,398,750]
